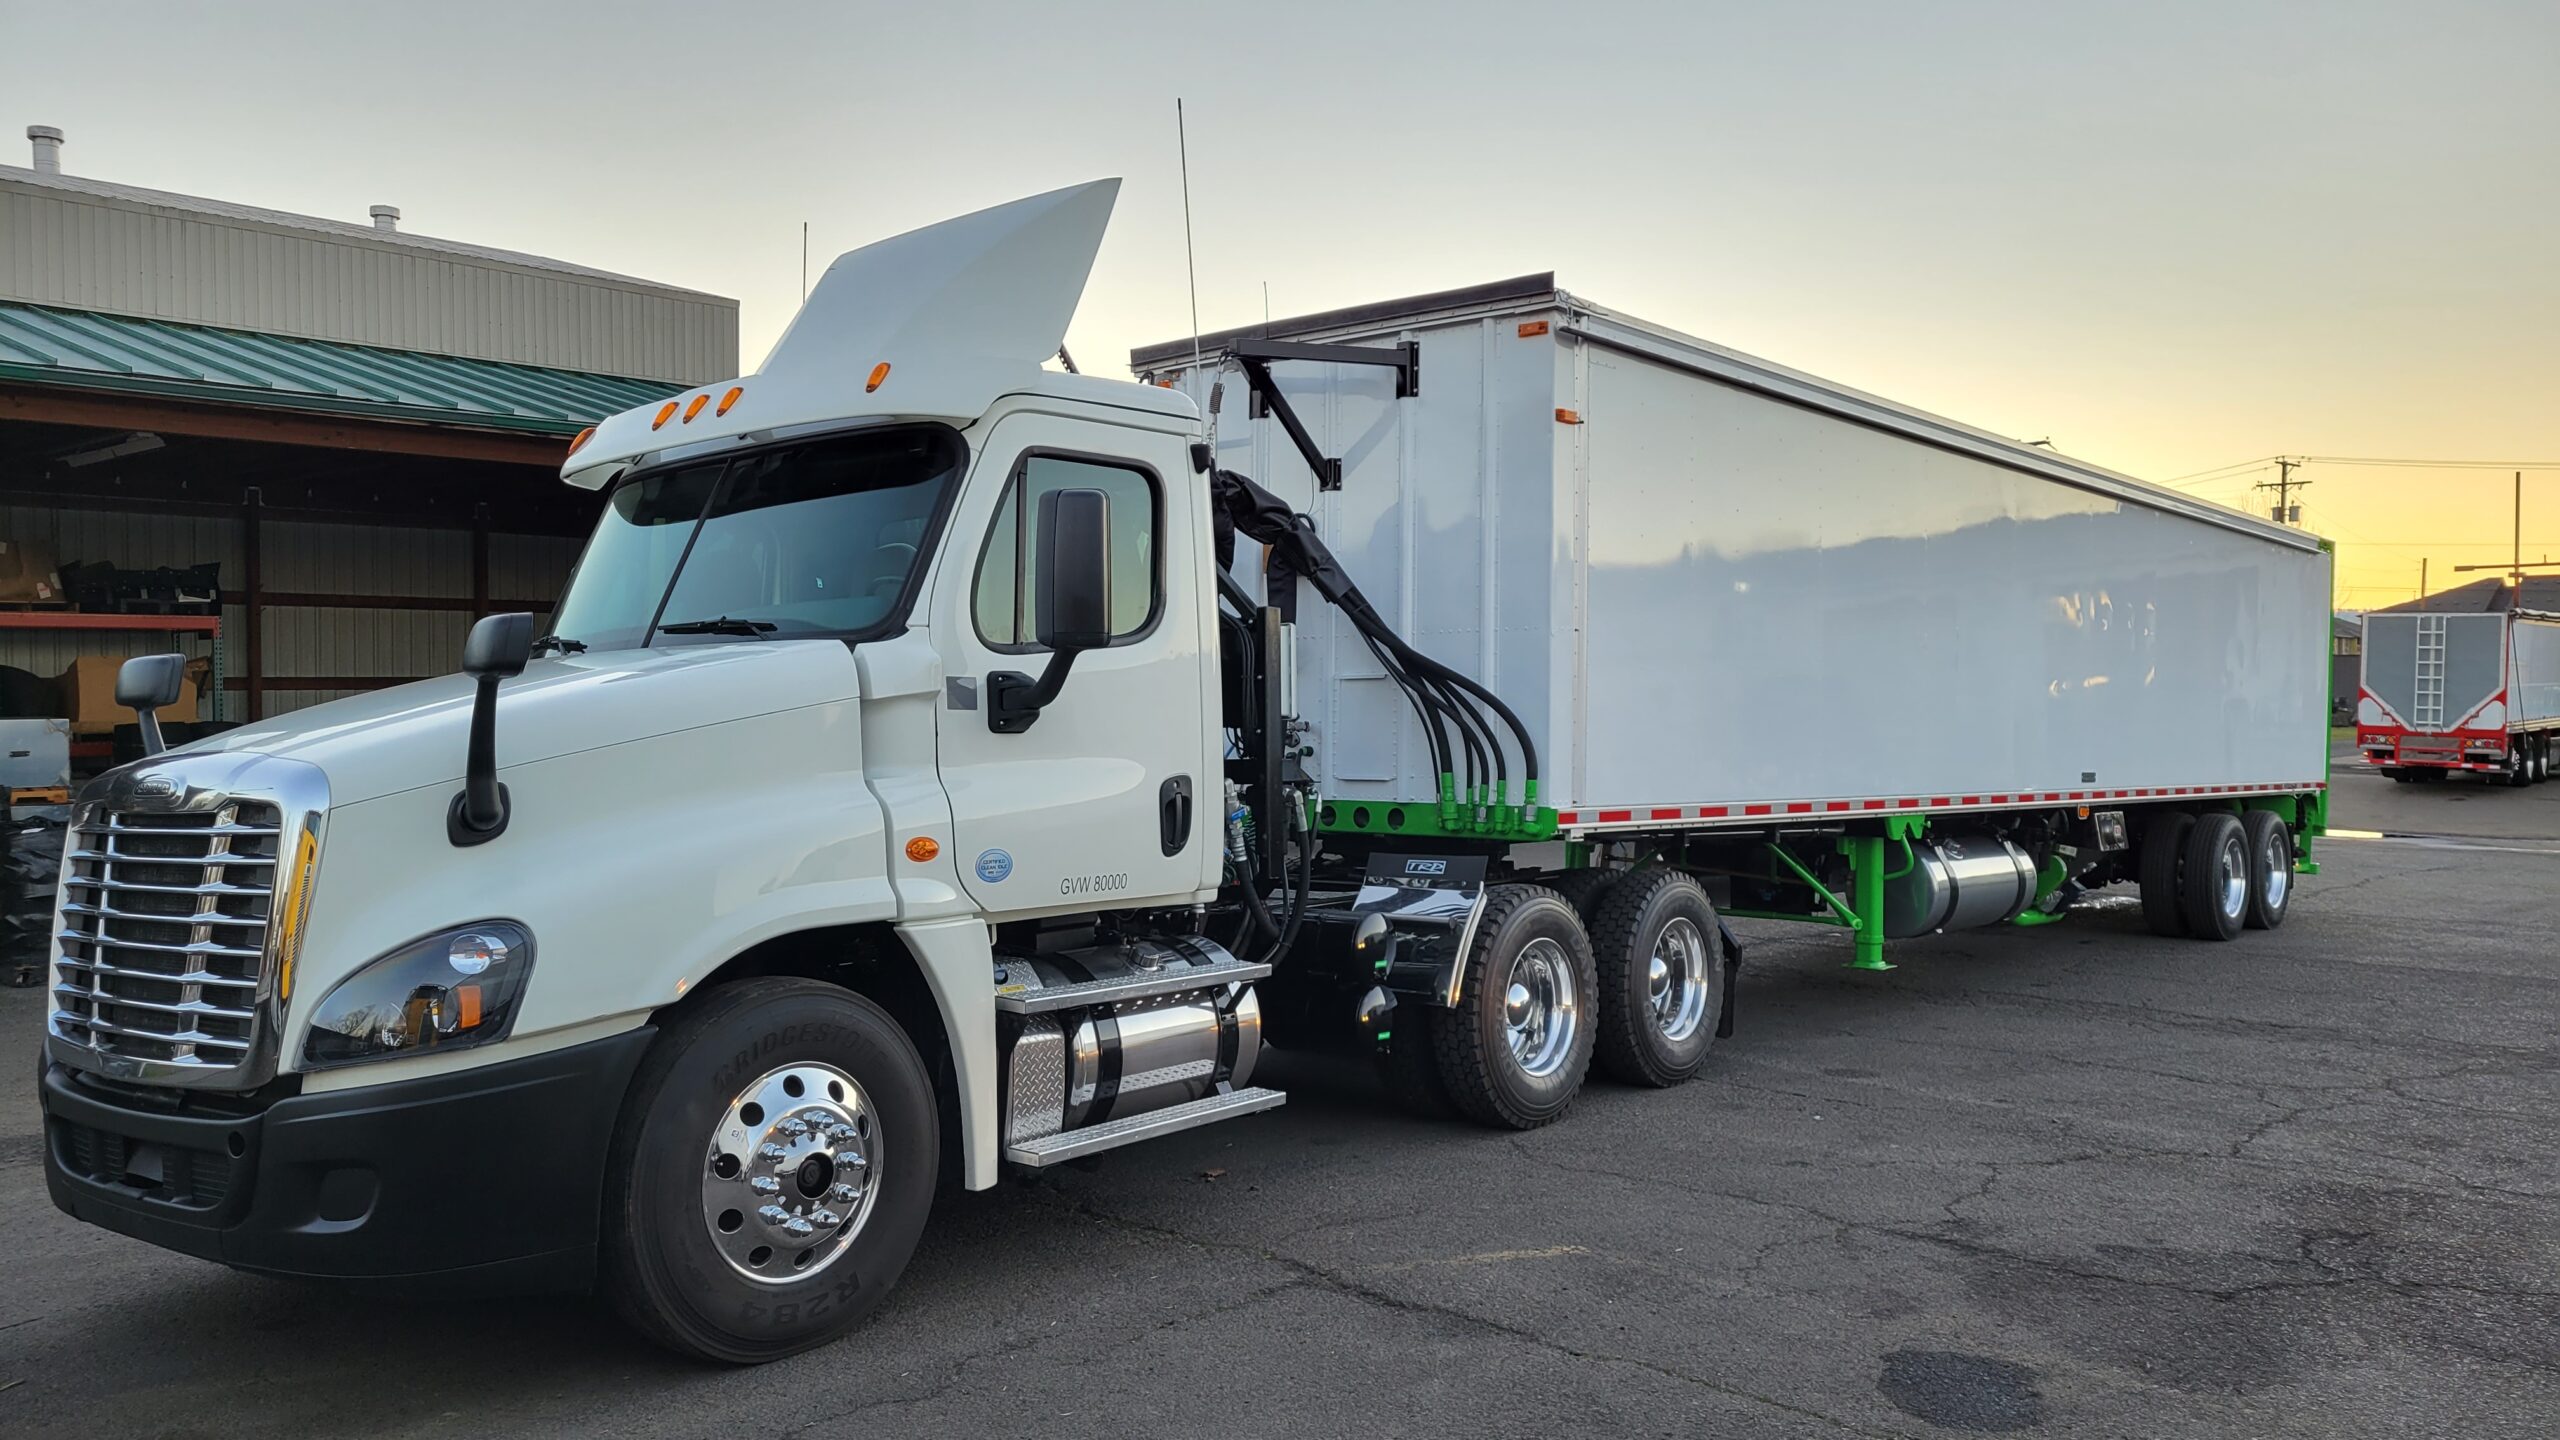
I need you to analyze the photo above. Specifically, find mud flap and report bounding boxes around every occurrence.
[1715,915,1744,1040]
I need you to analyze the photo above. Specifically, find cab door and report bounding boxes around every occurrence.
[929,407,1214,916]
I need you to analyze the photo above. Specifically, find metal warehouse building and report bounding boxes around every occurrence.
[0,124,732,748]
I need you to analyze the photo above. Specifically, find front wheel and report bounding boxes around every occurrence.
[1431,885,1599,1129]
[602,978,939,1364]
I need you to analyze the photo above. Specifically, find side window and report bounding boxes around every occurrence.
[974,454,1159,647]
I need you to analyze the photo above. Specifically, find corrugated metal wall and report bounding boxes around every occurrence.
[2,178,738,384]
[0,505,580,722]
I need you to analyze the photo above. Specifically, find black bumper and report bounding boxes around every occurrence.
[42,1028,654,1293]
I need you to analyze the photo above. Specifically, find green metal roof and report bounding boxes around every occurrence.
[0,301,678,435]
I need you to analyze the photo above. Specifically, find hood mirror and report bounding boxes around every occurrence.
[449,613,533,846]
[115,654,188,757]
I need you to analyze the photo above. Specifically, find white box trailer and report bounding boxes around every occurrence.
[1135,276,2333,831]
[2356,608,2560,782]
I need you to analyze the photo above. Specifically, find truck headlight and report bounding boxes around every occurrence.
[302,922,535,1069]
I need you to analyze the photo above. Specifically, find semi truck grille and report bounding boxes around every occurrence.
[50,803,282,1076]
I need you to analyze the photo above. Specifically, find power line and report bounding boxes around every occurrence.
[2298,455,2560,471]
[2256,458,2307,524]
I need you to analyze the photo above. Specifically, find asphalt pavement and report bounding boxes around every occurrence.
[4,761,2557,1438]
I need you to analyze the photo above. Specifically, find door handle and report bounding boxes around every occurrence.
[1160,775,1193,857]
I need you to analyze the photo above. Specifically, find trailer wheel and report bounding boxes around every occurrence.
[1430,885,1598,1129]
[2180,812,2250,941]
[1544,866,1625,922]
[2510,748,2534,788]
[1587,869,1721,1087]
[2239,810,2293,931]
[601,978,938,1364]
[2138,813,2195,938]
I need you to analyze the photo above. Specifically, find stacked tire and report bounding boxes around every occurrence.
[2,814,64,988]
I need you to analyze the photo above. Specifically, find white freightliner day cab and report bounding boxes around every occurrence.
[40,181,2332,1362]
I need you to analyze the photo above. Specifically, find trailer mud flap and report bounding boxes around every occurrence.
[1715,916,1744,1040]
[1348,853,1490,1006]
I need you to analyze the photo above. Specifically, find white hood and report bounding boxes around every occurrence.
[565,178,1122,488]
[179,642,861,807]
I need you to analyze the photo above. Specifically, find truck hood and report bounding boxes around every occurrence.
[179,641,862,807]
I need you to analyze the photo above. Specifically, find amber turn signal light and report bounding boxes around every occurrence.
[904,836,940,862]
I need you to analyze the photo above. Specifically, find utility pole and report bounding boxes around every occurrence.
[2515,470,2523,610]
[2419,558,2429,611]
[2256,457,2307,525]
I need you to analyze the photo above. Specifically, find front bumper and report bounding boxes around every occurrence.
[41,1028,654,1293]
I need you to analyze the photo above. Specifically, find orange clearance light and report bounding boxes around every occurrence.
[1519,320,1551,338]
[904,836,941,863]
[455,984,483,1030]
[1555,407,1583,425]
[683,393,710,423]
[652,400,679,430]
[716,385,744,416]
[567,425,596,456]
[866,362,892,393]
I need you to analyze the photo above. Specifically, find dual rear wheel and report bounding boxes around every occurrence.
[2139,809,2292,942]
[1391,871,1723,1130]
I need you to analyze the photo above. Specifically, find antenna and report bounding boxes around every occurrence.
[1177,99,1202,378]
[801,221,810,301]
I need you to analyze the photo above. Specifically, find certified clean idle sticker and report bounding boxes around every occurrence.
[974,849,1014,883]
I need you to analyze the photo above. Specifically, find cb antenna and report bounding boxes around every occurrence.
[1177,98,1202,379]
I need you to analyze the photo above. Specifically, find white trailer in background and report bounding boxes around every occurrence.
[2357,608,2560,783]
[41,182,2334,1364]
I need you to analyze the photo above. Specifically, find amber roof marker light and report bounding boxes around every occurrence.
[866,362,891,393]
[715,386,744,416]
[651,400,679,430]
[682,394,710,423]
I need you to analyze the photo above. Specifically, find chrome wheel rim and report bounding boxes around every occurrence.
[1647,917,1710,1043]
[1501,937,1579,1079]
[2218,834,2249,918]
[2262,831,2290,910]
[701,1061,879,1285]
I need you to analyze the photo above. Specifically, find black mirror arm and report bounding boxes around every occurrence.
[135,708,166,758]
[447,673,511,844]
[986,649,1085,734]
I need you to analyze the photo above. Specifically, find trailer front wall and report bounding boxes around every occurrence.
[2360,612,2507,731]
[1573,348,2328,808]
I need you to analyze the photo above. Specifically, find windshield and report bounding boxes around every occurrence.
[547,425,962,653]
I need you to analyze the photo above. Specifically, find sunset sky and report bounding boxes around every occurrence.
[5,0,2551,611]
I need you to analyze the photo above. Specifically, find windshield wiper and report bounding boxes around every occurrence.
[530,633,587,655]
[654,616,778,638]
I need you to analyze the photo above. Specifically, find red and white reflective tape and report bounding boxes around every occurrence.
[1552,781,2327,831]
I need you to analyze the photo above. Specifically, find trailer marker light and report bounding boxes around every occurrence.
[1519,320,1551,338]
[867,362,892,393]
[653,401,680,430]
[684,394,710,423]
[905,836,941,862]
[716,386,744,416]
[1555,408,1583,425]
[567,426,596,456]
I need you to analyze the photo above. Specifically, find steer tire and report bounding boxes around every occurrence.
[1587,869,1722,1088]
[2139,812,2195,938]
[602,978,938,1365]
[2180,811,2250,942]
[1429,885,1598,1130]
[2240,809,2293,931]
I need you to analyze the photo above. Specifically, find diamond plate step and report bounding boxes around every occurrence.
[1004,1086,1285,1167]
[993,958,1270,1015]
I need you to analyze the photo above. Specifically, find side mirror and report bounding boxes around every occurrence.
[116,654,188,756]
[449,612,535,845]
[990,488,1112,733]
[1033,487,1113,653]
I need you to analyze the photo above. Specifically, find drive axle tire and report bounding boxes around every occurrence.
[1543,866,1625,923]
[603,978,938,1364]
[1430,885,1598,1129]
[1588,869,1722,1088]
[2181,811,2250,941]
[2239,810,2293,931]
[2138,812,2195,938]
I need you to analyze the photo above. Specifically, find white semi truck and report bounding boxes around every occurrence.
[39,181,2331,1362]
[2355,608,2560,784]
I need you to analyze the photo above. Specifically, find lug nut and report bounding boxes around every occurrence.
[750,1175,781,1194]
[777,1117,810,1137]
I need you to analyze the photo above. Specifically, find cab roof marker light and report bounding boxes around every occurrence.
[566,425,596,456]
[866,362,891,393]
[715,385,744,416]
[683,394,710,423]
[652,400,679,430]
